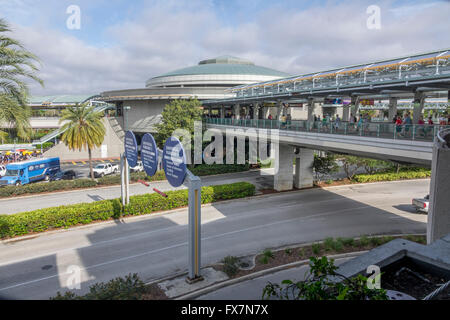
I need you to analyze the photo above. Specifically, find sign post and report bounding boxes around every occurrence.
[123,131,138,206]
[141,133,159,177]
[162,136,203,282]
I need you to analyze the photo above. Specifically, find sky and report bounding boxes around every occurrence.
[1,0,449,96]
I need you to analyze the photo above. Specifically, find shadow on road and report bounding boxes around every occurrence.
[0,172,427,299]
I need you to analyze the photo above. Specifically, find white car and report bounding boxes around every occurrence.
[130,161,144,173]
[93,163,119,178]
[0,165,6,177]
[412,195,429,213]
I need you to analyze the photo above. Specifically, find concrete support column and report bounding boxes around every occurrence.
[234,104,241,120]
[427,131,450,244]
[413,91,425,124]
[342,105,350,122]
[220,106,225,118]
[351,96,360,117]
[307,99,315,122]
[253,103,260,120]
[276,101,283,120]
[294,148,314,189]
[245,105,250,118]
[274,143,294,191]
[264,106,270,119]
[388,97,398,121]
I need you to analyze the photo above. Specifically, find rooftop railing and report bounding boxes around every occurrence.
[205,117,450,142]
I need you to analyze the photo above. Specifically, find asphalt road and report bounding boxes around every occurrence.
[0,179,428,300]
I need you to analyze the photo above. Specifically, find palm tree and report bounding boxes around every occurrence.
[0,94,32,141]
[0,18,43,105]
[59,104,106,179]
[0,18,43,141]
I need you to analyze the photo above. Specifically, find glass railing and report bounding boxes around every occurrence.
[204,118,450,142]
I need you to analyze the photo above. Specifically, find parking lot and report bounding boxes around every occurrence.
[60,159,121,179]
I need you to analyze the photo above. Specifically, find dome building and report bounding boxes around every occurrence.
[100,56,290,133]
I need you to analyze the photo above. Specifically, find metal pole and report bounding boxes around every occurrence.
[125,157,130,205]
[121,154,125,206]
[185,169,203,282]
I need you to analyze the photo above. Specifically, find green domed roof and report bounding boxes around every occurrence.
[152,56,290,79]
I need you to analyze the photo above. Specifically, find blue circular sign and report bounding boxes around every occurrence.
[124,131,138,168]
[141,133,159,177]
[162,137,187,187]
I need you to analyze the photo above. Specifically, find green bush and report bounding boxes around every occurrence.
[190,164,250,176]
[0,182,255,239]
[353,167,431,183]
[52,273,147,300]
[0,179,97,198]
[222,256,240,277]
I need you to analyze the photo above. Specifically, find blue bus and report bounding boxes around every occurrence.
[0,157,60,186]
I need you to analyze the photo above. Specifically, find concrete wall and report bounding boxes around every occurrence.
[427,133,450,243]
[123,100,166,133]
[44,117,124,161]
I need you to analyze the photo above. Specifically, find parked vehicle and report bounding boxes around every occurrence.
[0,165,6,177]
[50,170,77,181]
[93,163,119,178]
[412,195,429,213]
[130,161,144,173]
[0,158,60,186]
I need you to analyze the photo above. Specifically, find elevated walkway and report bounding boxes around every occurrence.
[31,104,115,145]
[204,118,449,165]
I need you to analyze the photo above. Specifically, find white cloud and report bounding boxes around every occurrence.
[6,0,450,96]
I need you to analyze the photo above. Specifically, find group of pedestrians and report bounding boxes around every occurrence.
[0,151,39,165]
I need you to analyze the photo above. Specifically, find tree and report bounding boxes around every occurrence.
[340,155,364,180]
[154,99,203,148]
[262,256,387,300]
[0,18,43,141]
[313,152,338,182]
[59,104,106,179]
[0,93,32,141]
[0,18,43,106]
[360,158,389,175]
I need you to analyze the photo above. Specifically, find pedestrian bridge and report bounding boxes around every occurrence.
[205,118,450,166]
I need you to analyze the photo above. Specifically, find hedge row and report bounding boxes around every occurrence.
[353,167,431,183]
[190,164,250,176]
[0,182,255,239]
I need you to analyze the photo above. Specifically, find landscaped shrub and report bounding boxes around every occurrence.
[190,164,250,176]
[222,256,240,277]
[52,273,147,300]
[0,182,255,239]
[353,167,431,183]
[0,179,97,198]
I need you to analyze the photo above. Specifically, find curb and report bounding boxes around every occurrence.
[175,251,367,300]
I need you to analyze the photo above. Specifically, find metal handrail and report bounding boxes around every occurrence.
[204,117,450,142]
